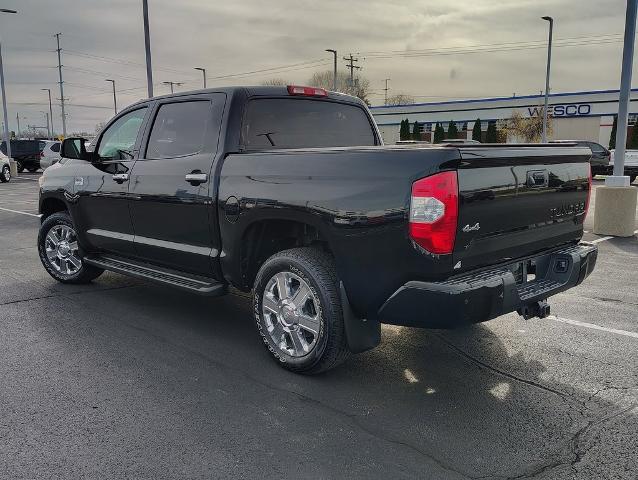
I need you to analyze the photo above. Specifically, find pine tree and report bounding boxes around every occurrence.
[627,123,638,149]
[472,119,482,142]
[401,119,410,140]
[433,122,443,143]
[486,122,498,143]
[447,120,458,139]
[609,116,617,150]
[412,121,421,141]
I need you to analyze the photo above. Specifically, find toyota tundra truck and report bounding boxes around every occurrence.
[37,85,597,374]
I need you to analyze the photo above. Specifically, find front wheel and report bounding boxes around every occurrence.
[0,164,10,182]
[38,212,103,284]
[253,248,350,374]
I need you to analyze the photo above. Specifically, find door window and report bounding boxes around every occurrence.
[50,142,61,153]
[97,108,147,160]
[146,101,210,159]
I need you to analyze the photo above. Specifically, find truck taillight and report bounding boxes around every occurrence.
[287,85,328,97]
[409,171,459,255]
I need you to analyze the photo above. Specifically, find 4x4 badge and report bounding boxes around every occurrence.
[462,222,480,233]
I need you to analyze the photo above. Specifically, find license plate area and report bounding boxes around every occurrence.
[509,260,537,285]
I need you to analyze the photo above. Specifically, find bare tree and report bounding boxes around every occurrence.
[503,110,553,143]
[261,78,289,86]
[386,94,415,106]
[307,70,372,104]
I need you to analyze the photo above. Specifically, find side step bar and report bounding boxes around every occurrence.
[84,254,227,296]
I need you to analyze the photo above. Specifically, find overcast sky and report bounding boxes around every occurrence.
[0,0,633,134]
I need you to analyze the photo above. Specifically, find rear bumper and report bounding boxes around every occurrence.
[378,242,597,329]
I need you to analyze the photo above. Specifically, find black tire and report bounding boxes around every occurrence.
[630,174,637,184]
[16,160,24,173]
[38,211,104,284]
[0,164,9,183]
[253,247,350,374]
[27,165,39,173]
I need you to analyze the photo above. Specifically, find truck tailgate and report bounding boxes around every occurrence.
[454,146,591,271]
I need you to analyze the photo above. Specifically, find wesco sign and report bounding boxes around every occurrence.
[527,104,592,117]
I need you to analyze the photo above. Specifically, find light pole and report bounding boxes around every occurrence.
[194,67,206,88]
[541,16,553,143]
[142,0,153,98]
[41,111,50,139]
[384,78,391,105]
[41,88,54,139]
[105,79,117,115]
[325,49,337,91]
[0,8,16,175]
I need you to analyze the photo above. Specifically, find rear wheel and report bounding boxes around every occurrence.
[0,164,9,182]
[16,160,24,173]
[253,248,350,374]
[38,212,103,284]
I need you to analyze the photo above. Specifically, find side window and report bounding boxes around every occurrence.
[146,101,210,159]
[588,142,604,154]
[97,108,147,160]
[51,142,61,153]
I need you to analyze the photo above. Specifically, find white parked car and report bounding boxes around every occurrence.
[0,150,10,182]
[39,140,62,170]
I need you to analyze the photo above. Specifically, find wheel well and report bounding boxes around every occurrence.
[240,220,332,289]
[40,197,67,219]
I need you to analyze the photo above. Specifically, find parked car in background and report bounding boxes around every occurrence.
[39,140,62,169]
[0,150,10,182]
[0,139,45,173]
[551,140,610,176]
[442,139,481,144]
[610,149,638,183]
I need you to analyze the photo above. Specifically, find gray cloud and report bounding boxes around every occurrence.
[0,0,631,133]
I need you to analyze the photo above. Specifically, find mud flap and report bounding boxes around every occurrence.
[340,282,380,353]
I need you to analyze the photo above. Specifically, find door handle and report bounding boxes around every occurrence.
[112,173,129,183]
[185,172,208,185]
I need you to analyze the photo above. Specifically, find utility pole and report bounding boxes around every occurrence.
[194,67,206,88]
[541,16,553,143]
[325,49,337,91]
[384,78,391,105]
[0,8,17,175]
[342,54,360,90]
[54,33,67,137]
[15,112,20,138]
[142,0,154,98]
[162,81,182,94]
[105,79,117,115]
[41,88,54,139]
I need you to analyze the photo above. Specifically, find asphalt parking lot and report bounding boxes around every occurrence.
[0,173,636,480]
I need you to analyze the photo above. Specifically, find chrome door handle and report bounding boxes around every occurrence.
[185,173,208,185]
[112,173,129,183]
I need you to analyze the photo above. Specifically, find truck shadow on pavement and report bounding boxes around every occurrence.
[31,278,638,480]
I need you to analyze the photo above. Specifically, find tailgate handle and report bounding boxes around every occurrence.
[526,170,548,188]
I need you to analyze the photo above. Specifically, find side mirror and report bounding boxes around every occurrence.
[61,137,91,160]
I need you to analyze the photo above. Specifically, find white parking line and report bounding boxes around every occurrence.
[548,315,638,339]
[0,206,41,217]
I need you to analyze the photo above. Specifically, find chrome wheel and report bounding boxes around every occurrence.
[1,166,9,182]
[44,224,82,276]
[262,271,321,357]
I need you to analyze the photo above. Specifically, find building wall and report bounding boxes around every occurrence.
[552,117,601,142]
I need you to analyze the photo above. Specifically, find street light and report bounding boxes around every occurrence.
[541,16,553,143]
[105,79,117,115]
[325,49,337,91]
[41,88,54,139]
[40,111,50,139]
[194,67,206,88]
[142,0,153,98]
[0,8,17,175]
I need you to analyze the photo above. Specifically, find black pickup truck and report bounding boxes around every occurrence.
[38,85,597,374]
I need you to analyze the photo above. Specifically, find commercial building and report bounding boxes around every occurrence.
[370,88,638,145]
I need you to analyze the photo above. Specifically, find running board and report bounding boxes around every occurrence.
[84,254,227,296]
